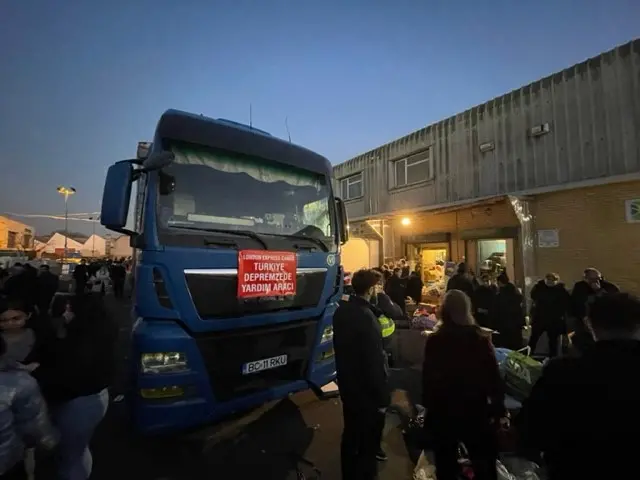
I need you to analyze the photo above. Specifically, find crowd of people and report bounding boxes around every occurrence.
[375,260,424,314]
[447,264,621,356]
[370,258,623,358]
[333,264,639,480]
[2,255,634,480]
[0,261,119,480]
[70,259,130,299]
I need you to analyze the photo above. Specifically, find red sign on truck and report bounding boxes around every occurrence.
[237,250,297,298]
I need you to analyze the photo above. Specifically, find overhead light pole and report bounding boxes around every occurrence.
[56,186,76,264]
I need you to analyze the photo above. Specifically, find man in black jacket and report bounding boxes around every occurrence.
[446,262,475,299]
[570,268,619,354]
[3,264,38,310]
[493,272,526,350]
[516,292,640,480]
[36,265,59,314]
[385,268,407,315]
[529,273,570,357]
[72,260,89,296]
[334,268,390,480]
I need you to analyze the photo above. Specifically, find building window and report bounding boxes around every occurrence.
[22,234,32,249]
[340,172,363,200]
[392,148,433,188]
[7,231,17,249]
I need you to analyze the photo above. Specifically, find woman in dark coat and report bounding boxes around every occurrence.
[422,289,507,480]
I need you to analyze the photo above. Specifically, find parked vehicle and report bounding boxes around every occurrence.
[100,109,349,434]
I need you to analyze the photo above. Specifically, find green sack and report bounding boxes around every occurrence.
[504,348,543,402]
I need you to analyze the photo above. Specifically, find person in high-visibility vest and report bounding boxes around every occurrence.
[369,269,404,462]
[333,269,390,478]
[372,274,403,360]
[339,269,402,463]
[377,314,396,339]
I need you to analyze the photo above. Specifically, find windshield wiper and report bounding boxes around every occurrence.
[170,226,268,249]
[269,233,330,252]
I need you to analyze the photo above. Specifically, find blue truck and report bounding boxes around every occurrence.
[100,109,349,434]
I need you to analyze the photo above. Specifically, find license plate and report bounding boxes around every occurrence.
[242,354,288,375]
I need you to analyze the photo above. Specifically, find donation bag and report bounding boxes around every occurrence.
[503,347,543,402]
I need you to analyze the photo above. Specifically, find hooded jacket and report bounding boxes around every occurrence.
[0,358,57,474]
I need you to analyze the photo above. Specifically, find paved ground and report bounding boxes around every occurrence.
[90,296,422,480]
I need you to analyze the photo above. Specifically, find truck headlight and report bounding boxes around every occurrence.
[320,325,333,344]
[140,352,187,374]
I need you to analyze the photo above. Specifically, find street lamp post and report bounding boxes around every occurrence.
[56,186,76,264]
[89,215,100,258]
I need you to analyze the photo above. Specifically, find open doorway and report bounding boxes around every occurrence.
[406,242,449,288]
[475,238,515,283]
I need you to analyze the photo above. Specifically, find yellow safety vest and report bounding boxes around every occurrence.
[378,315,396,338]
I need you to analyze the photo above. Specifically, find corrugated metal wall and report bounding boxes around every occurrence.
[333,39,640,220]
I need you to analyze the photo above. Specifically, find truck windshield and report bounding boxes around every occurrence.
[157,142,336,250]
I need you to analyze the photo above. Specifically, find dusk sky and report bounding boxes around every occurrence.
[1,0,638,236]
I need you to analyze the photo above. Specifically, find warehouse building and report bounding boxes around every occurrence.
[0,215,35,252]
[333,39,640,298]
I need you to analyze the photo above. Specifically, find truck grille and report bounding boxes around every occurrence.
[185,270,326,319]
[194,319,317,402]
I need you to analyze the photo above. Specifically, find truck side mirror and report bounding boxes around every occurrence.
[336,197,349,245]
[101,161,134,233]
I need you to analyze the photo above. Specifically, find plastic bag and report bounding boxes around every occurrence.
[413,451,437,480]
[497,460,517,480]
[494,347,512,365]
[499,456,544,480]
[494,347,513,379]
[504,348,543,401]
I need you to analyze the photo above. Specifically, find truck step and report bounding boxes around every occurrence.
[313,381,339,400]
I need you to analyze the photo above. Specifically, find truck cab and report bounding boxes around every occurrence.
[100,109,348,433]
